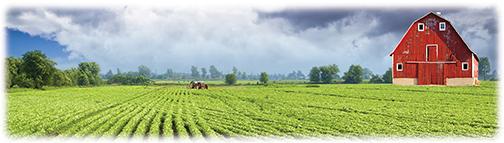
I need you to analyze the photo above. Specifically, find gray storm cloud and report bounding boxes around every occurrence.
[6,7,497,74]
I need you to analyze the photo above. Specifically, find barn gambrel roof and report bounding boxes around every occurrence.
[388,11,479,61]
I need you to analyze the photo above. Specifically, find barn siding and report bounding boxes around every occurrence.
[390,12,478,85]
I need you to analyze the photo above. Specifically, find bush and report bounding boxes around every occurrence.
[225,73,237,85]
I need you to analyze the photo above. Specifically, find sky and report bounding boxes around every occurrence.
[6,7,497,75]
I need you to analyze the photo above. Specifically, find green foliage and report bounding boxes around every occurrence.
[107,74,153,85]
[225,73,237,85]
[209,65,221,79]
[77,72,90,86]
[479,57,491,80]
[362,68,373,80]
[382,68,393,83]
[104,70,114,79]
[51,70,73,86]
[319,64,339,83]
[138,65,151,78]
[369,74,384,83]
[259,72,269,84]
[20,50,56,89]
[343,64,363,84]
[6,57,29,88]
[309,67,321,83]
[78,62,101,86]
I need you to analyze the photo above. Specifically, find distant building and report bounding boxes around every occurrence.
[389,12,479,86]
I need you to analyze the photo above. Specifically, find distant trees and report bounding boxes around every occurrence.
[259,72,269,84]
[309,67,320,83]
[104,70,114,79]
[382,68,392,83]
[20,50,57,89]
[209,65,222,79]
[107,74,152,85]
[362,68,373,80]
[479,57,491,80]
[6,50,104,89]
[309,64,339,83]
[369,74,384,83]
[77,62,101,86]
[287,70,305,80]
[343,65,363,84]
[138,65,152,78]
[369,68,392,84]
[201,68,207,79]
[191,66,200,79]
[7,57,31,88]
[320,64,339,83]
[107,65,153,85]
[225,73,237,85]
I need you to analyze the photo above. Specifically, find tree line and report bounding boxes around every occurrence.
[308,64,392,84]
[8,50,496,89]
[7,50,101,89]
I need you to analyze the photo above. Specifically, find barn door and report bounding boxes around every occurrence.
[427,45,437,61]
[429,63,444,85]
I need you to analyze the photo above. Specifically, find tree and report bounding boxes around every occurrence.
[369,74,384,83]
[232,66,238,74]
[116,68,122,75]
[191,66,200,79]
[296,70,305,80]
[259,72,269,84]
[78,62,101,86]
[479,57,491,80]
[52,70,72,86]
[225,73,237,85]
[77,72,90,86]
[342,64,363,84]
[382,68,393,83]
[165,68,174,79]
[320,64,339,83]
[104,69,114,79]
[362,68,373,80]
[489,70,498,81]
[64,68,80,86]
[309,67,321,83]
[240,72,247,80]
[209,65,221,79]
[138,65,151,78]
[20,50,56,89]
[201,68,207,79]
[7,57,22,88]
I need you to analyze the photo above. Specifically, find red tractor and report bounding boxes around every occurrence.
[188,81,208,89]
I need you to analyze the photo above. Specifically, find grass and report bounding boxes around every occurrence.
[7,81,497,138]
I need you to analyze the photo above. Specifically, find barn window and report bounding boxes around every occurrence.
[462,62,469,71]
[418,23,425,31]
[396,63,403,71]
[439,22,446,31]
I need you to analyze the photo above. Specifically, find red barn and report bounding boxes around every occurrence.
[389,12,479,86]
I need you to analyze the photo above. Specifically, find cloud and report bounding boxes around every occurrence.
[6,7,497,74]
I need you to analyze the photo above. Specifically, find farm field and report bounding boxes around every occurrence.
[7,81,498,138]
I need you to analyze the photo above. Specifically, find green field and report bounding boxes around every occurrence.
[7,81,498,138]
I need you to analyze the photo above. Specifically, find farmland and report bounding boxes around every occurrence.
[7,81,497,138]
